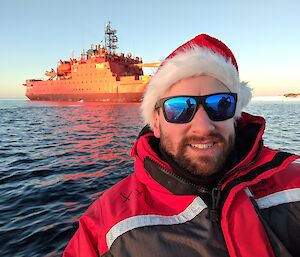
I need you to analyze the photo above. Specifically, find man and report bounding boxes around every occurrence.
[64,34,300,257]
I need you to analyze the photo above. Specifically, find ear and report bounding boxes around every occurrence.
[153,110,161,138]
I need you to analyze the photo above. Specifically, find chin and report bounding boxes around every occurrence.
[184,157,224,177]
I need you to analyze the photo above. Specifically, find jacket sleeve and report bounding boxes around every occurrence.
[63,215,100,257]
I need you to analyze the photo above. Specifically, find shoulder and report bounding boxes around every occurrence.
[84,173,138,217]
[248,162,300,256]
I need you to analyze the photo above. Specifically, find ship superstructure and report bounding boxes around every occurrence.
[23,22,159,102]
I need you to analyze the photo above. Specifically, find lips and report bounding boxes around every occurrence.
[183,133,226,153]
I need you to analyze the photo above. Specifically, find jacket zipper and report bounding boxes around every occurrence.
[145,157,211,194]
[209,140,263,222]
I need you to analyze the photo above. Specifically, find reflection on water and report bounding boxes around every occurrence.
[0,101,143,257]
[0,99,299,257]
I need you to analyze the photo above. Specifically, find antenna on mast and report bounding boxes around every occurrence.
[104,21,118,53]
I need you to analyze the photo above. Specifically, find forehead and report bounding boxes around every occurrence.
[162,76,230,98]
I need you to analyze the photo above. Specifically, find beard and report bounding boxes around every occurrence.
[159,129,235,178]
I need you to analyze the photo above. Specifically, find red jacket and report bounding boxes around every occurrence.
[63,113,300,257]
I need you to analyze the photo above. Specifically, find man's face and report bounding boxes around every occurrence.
[153,76,236,177]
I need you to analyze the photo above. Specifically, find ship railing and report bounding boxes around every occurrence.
[134,62,161,68]
[26,78,44,82]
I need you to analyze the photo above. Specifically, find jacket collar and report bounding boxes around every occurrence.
[131,112,294,195]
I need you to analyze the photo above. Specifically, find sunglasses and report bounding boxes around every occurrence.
[155,93,237,123]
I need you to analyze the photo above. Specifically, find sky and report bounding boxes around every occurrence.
[1,0,299,98]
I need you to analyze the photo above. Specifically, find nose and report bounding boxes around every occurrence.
[189,106,215,135]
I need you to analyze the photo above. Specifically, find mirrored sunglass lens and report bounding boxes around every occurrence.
[205,94,235,121]
[164,97,197,123]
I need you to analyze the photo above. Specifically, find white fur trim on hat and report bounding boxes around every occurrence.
[141,45,252,129]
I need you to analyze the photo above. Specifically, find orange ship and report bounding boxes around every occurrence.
[23,22,159,102]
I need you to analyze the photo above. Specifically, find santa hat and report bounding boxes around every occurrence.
[141,34,252,129]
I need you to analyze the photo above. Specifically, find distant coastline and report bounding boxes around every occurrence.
[252,95,300,102]
[284,93,300,98]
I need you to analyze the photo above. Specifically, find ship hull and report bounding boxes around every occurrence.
[24,67,150,102]
[26,92,144,102]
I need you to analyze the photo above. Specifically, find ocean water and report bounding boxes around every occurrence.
[0,98,299,257]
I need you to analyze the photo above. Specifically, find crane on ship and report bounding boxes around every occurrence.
[104,21,160,68]
[104,21,118,53]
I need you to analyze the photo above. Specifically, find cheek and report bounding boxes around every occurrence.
[159,122,185,145]
[163,125,186,146]
[216,120,235,139]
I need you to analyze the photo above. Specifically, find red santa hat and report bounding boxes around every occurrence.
[141,34,252,129]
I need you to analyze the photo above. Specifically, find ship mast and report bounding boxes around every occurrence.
[104,21,118,53]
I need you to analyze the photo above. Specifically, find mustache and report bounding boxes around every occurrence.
[181,132,226,145]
